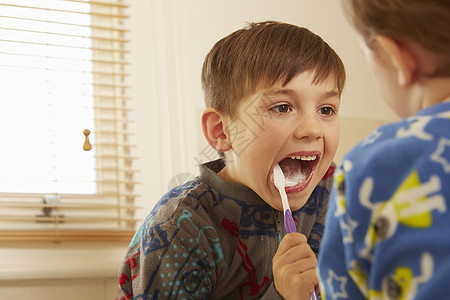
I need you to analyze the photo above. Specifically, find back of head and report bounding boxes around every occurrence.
[341,0,450,77]
[201,21,346,118]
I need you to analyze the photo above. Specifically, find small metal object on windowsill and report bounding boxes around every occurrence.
[36,195,65,223]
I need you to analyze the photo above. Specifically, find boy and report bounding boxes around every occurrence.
[318,1,450,299]
[118,21,345,300]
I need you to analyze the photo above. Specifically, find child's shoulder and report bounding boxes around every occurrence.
[150,177,207,219]
[348,104,450,160]
[341,105,450,193]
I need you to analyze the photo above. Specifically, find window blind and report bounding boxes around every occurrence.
[0,0,140,242]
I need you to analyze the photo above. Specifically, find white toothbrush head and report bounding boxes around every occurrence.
[273,164,289,214]
[273,164,286,191]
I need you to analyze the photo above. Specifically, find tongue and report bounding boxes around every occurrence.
[278,159,307,187]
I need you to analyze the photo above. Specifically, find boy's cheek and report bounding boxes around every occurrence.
[325,125,340,153]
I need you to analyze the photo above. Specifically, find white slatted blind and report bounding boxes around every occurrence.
[0,0,139,242]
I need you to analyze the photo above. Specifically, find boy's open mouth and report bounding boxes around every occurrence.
[278,154,319,188]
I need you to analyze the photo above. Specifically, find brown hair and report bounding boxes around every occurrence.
[201,21,346,118]
[341,0,450,77]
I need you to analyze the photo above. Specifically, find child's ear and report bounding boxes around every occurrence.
[374,35,418,87]
[201,108,232,152]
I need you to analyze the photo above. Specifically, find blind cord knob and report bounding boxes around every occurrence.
[83,129,92,151]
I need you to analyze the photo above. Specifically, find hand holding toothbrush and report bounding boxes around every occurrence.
[273,164,319,300]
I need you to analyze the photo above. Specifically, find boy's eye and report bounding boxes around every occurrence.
[271,104,291,113]
[318,106,336,115]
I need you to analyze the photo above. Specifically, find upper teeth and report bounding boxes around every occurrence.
[290,155,317,161]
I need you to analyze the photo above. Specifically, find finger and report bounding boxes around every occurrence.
[276,268,319,300]
[273,249,317,287]
[299,269,320,298]
[282,255,317,274]
[276,232,308,255]
[274,239,316,266]
[283,241,316,259]
[291,268,319,286]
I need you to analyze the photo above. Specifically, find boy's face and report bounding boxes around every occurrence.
[220,71,340,211]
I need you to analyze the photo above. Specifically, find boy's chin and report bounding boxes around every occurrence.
[286,185,317,210]
[288,196,310,211]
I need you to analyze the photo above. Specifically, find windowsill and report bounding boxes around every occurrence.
[0,242,130,281]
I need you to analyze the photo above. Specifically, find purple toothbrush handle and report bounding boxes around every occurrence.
[284,210,296,233]
[311,290,318,300]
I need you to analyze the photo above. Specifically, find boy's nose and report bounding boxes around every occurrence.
[293,114,323,140]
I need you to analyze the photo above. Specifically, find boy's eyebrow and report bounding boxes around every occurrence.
[263,88,340,99]
[322,90,341,99]
[263,88,294,97]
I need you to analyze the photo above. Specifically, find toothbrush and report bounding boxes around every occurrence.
[273,164,319,300]
[273,164,296,233]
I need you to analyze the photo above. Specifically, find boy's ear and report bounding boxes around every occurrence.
[201,108,232,152]
[374,35,418,87]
